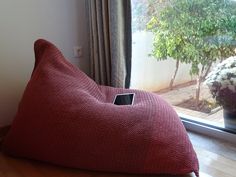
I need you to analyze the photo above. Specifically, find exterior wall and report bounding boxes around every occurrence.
[130,31,194,91]
[0,0,89,125]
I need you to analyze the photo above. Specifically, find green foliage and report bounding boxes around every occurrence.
[147,0,236,76]
[132,0,149,32]
[132,0,170,32]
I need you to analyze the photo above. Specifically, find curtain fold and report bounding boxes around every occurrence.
[87,0,132,88]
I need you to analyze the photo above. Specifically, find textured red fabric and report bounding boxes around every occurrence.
[3,39,199,177]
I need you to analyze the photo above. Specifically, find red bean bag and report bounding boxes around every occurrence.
[3,39,199,177]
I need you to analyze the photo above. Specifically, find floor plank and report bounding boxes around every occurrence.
[0,131,236,177]
[0,153,194,177]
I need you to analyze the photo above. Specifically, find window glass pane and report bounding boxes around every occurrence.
[131,0,236,133]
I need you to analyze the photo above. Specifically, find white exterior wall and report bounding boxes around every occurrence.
[130,31,194,91]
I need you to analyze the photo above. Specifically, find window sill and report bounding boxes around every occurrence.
[181,113,236,145]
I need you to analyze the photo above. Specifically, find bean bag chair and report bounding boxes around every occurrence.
[3,39,199,177]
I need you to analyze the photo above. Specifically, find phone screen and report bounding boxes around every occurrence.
[113,93,135,105]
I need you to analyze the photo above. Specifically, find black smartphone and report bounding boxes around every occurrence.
[113,93,135,105]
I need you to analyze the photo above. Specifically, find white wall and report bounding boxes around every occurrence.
[130,31,193,91]
[0,0,89,126]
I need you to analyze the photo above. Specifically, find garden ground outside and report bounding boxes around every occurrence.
[156,83,224,125]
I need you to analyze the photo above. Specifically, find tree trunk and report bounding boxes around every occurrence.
[195,76,201,108]
[220,55,224,62]
[169,60,180,90]
[203,62,212,80]
[195,66,205,108]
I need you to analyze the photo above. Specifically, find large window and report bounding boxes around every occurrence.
[131,0,236,133]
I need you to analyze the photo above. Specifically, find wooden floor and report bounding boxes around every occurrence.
[0,131,236,177]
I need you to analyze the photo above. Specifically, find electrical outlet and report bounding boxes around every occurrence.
[73,46,83,58]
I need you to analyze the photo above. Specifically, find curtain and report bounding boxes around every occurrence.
[87,0,132,88]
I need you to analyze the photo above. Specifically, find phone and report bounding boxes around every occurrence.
[113,93,135,105]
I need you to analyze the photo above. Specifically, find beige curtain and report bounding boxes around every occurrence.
[87,0,132,88]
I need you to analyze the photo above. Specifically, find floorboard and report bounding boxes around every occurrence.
[0,131,236,177]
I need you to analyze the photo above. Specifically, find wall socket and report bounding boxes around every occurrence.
[73,46,83,58]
